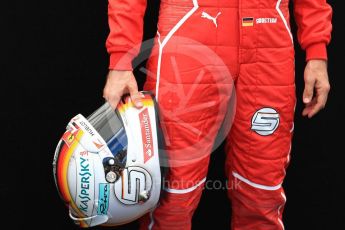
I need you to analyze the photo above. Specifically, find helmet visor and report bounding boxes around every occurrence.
[87,102,127,165]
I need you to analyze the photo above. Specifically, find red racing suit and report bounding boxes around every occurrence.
[106,0,332,229]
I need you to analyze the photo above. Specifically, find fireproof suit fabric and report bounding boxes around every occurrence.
[106,0,332,229]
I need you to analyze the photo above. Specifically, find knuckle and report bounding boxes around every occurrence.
[304,91,312,96]
[304,90,312,97]
[112,94,120,100]
[108,92,119,100]
[320,85,330,93]
[324,84,331,92]
[304,83,314,91]
[131,95,141,102]
[103,91,109,98]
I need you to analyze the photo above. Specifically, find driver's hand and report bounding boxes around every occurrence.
[302,60,331,118]
[103,70,144,109]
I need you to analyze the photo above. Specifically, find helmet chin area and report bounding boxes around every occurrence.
[69,209,109,227]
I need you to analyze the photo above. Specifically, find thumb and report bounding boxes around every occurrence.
[303,76,315,104]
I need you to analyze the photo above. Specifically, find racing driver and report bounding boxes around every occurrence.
[102,0,332,229]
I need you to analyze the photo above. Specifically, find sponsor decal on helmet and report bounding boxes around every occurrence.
[251,107,280,136]
[139,108,154,163]
[76,151,95,215]
[80,121,95,137]
[97,183,110,215]
[93,139,104,149]
[62,132,75,147]
[114,167,152,205]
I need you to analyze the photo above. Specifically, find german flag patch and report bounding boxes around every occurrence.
[242,17,254,27]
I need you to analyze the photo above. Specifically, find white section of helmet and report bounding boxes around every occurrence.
[52,92,161,227]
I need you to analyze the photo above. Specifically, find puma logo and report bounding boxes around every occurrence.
[201,11,221,28]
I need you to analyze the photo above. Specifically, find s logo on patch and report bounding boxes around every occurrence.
[251,108,280,136]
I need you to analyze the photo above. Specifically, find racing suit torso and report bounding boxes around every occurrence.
[106,1,332,229]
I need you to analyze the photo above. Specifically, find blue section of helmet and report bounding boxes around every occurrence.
[106,127,128,160]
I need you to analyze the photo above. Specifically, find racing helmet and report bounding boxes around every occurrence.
[52,92,161,227]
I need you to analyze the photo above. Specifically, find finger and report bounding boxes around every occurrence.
[131,92,145,108]
[302,97,317,116]
[104,93,121,110]
[307,102,323,118]
[303,76,315,104]
[127,81,143,108]
[307,91,329,118]
[108,96,121,110]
